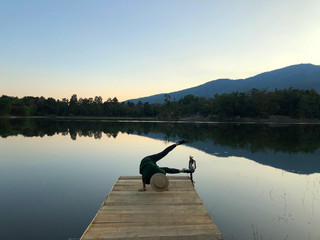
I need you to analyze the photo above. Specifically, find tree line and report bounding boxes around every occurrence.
[1,88,320,119]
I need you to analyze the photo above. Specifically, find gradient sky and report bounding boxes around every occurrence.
[1,0,320,101]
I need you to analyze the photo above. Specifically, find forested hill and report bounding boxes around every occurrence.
[2,88,320,119]
[126,63,320,103]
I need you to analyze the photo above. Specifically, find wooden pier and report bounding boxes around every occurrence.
[80,176,222,240]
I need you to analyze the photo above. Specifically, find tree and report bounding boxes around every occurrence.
[70,94,78,105]
[0,95,12,115]
[94,96,103,104]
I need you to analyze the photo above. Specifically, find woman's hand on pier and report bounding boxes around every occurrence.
[138,182,146,192]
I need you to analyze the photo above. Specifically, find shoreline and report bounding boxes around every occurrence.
[1,115,320,124]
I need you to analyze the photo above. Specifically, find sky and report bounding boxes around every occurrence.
[1,0,320,102]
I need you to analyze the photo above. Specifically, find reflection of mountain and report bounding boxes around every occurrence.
[139,133,320,175]
[1,118,320,174]
[193,140,320,175]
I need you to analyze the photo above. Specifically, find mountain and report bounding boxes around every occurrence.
[125,63,320,103]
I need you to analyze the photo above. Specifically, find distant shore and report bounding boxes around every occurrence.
[1,115,320,124]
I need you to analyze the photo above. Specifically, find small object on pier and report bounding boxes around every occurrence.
[188,156,196,185]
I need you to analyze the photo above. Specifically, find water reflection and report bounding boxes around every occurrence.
[0,119,319,240]
[2,118,320,153]
[1,118,320,174]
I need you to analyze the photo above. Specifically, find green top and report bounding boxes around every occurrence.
[139,157,166,184]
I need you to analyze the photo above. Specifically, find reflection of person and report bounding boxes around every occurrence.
[138,140,194,192]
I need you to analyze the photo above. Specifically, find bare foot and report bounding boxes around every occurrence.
[138,188,146,192]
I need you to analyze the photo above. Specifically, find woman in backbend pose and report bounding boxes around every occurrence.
[138,140,194,192]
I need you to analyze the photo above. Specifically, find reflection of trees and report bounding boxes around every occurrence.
[1,118,320,153]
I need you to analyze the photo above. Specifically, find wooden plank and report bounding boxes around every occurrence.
[119,176,190,180]
[99,205,208,214]
[80,176,223,240]
[93,214,214,225]
[82,225,221,239]
[112,183,194,191]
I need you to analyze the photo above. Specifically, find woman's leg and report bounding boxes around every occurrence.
[160,167,181,174]
[147,144,177,163]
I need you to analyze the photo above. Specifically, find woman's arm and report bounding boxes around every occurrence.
[138,182,146,192]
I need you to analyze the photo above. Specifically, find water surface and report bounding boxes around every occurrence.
[0,119,319,240]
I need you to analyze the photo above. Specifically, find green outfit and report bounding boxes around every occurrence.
[139,157,166,184]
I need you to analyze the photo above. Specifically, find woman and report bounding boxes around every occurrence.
[138,140,194,192]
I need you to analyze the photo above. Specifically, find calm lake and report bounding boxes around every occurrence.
[0,118,319,240]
